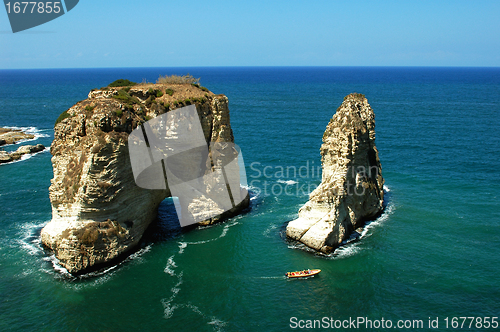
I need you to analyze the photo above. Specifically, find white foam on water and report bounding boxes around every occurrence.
[277,179,298,185]
[161,270,184,319]
[164,255,178,276]
[161,258,227,328]
[185,303,204,316]
[360,201,395,239]
[174,272,183,287]
[285,275,318,281]
[331,242,364,260]
[287,242,319,254]
[130,244,152,258]
[171,287,180,296]
[262,223,278,238]
[207,318,227,328]
[2,126,50,145]
[22,237,42,256]
[0,146,50,166]
[29,232,151,282]
[14,219,155,283]
[161,299,179,320]
[242,185,260,202]
[70,245,153,281]
[178,242,187,254]
[330,187,396,259]
[188,221,239,245]
[44,254,72,275]
[17,221,46,255]
[162,297,228,331]
[219,221,236,238]
[287,186,396,260]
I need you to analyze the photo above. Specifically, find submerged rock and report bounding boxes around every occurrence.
[41,83,249,274]
[286,93,384,253]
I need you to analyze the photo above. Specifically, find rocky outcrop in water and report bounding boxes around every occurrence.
[41,83,249,274]
[286,93,384,253]
[0,127,35,146]
[0,144,45,164]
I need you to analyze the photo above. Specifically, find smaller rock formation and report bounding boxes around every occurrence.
[286,93,384,253]
[0,128,35,146]
[0,144,45,164]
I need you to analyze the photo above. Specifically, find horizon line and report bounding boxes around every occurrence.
[1,65,500,71]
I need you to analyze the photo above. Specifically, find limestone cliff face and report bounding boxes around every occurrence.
[41,83,249,274]
[286,93,384,253]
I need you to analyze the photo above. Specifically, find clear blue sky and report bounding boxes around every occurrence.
[1,0,499,69]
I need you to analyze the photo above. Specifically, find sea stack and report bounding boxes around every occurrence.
[41,82,249,274]
[286,93,384,253]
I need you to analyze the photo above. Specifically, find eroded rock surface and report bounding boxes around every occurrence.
[41,83,249,274]
[0,144,45,164]
[286,93,384,253]
[0,127,35,146]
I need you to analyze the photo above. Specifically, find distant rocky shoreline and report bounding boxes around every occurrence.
[0,127,45,164]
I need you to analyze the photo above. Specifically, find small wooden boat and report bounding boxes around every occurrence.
[285,269,321,278]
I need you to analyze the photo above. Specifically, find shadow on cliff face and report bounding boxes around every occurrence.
[140,191,253,246]
[140,198,186,244]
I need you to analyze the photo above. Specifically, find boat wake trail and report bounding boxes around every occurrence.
[161,219,242,330]
[180,221,240,246]
[161,255,227,331]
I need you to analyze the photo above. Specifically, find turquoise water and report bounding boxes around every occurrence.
[0,67,499,331]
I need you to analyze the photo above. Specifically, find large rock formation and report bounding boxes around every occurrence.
[41,83,249,274]
[286,93,384,253]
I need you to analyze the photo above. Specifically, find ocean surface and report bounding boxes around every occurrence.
[0,67,499,331]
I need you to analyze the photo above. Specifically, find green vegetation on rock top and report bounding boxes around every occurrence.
[112,89,141,105]
[55,110,72,127]
[108,79,137,87]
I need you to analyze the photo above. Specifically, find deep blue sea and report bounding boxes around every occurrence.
[0,67,499,331]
